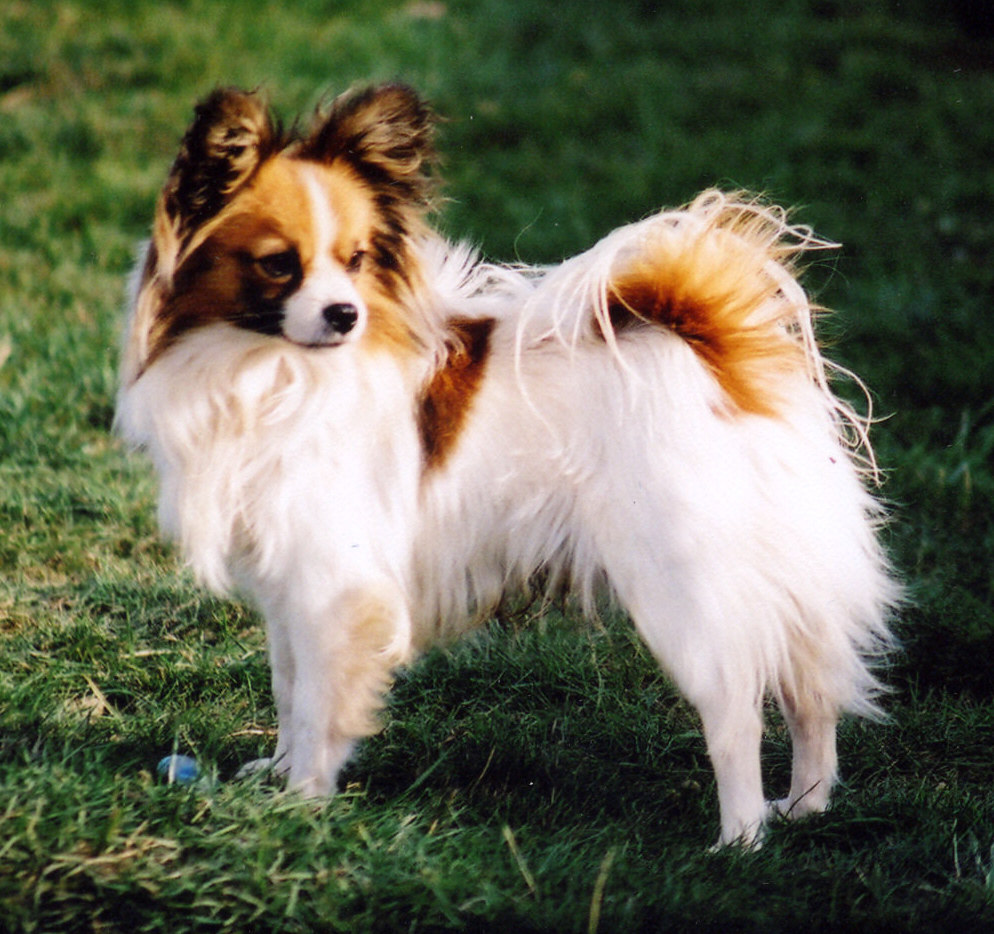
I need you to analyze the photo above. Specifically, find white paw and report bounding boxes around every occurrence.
[772,796,794,817]
[772,791,828,820]
[234,756,288,782]
[711,811,771,851]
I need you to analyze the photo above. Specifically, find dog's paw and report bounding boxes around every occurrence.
[709,829,765,853]
[234,756,288,783]
[771,796,792,817]
[710,807,773,851]
[771,791,828,821]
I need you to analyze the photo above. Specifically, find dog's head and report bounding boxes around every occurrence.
[123,84,435,382]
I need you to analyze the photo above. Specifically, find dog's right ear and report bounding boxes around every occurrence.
[161,88,280,249]
[122,90,279,385]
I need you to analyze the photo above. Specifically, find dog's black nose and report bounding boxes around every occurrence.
[322,303,359,335]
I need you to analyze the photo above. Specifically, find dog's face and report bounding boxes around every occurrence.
[124,85,435,380]
[171,158,378,348]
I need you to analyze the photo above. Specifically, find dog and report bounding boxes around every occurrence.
[116,84,899,846]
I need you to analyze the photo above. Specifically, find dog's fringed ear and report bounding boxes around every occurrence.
[300,84,436,207]
[162,88,280,247]
[121,89,279,385]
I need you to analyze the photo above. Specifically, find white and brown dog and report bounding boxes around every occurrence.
[116,84,898,845]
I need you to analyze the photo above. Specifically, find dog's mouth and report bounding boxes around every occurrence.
[286,335,351,350]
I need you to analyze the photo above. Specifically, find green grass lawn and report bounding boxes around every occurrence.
[2,0,994,930]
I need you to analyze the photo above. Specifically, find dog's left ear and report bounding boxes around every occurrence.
[300,84,436,207]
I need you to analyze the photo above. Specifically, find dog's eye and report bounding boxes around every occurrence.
[346,249,366,274]
[256,250,300,281]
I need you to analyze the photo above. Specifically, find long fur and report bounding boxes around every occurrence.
[117,85,899,845]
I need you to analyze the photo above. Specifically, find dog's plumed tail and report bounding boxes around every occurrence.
[606,191,828,418]
[523,190,838,419]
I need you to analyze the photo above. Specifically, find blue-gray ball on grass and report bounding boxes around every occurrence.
[156,754,200,784]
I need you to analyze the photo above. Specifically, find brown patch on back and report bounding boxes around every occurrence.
[419,317,495,469]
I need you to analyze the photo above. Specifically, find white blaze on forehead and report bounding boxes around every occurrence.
[280,165,366,346]
[301,166,338,269]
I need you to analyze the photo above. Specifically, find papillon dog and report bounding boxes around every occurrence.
[116,84,899,845]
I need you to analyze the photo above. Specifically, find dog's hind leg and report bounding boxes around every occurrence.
[692,681,769,847]
[774,689,838,819]
[611,576,770,846]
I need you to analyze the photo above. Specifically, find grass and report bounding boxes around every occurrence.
[2,0,994,930]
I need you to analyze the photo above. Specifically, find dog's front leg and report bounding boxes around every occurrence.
[265,609,296,774]
[278,585,412,798]
[283,620,356,798]
[233,605,297,782]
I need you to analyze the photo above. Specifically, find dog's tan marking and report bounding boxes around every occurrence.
[605,200,810,417]
[419,317,495,470]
